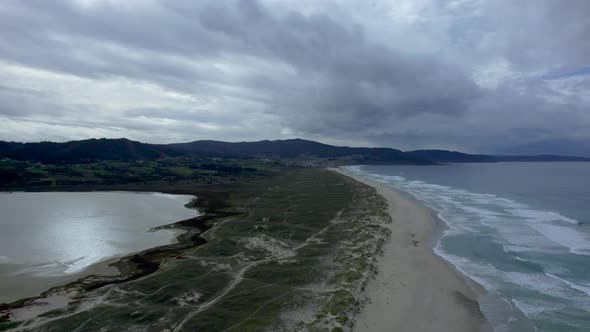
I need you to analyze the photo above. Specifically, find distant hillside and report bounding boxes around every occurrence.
[169,139,431,164]
[408,149,590,163]
[1,138,588,164]
[406,150,497,163]
[0,138,181,163]
[0,138,431,164]
[493,155,590,162]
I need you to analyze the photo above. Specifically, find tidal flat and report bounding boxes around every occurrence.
[1,169,391,331]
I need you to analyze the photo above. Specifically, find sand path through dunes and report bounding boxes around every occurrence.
[334,170,491,332]
[172,215,336,332]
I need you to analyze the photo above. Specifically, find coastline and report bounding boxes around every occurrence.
[333,168,492,332]
[0,257,120,304]
[2,168,397,331]
[0,191,199,305]
[0,226,188,304]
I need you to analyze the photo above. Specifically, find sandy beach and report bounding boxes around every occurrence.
[334,169,491,332]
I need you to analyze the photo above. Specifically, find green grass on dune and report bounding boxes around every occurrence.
[4,169,390,332]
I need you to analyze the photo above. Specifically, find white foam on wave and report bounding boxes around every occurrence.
[504,271,566,297]
[494,220,565,254]
[511,299,554,318]
[343,166,589,253]
[505,245,538,253]
[545,273,590,297]
[461,205,503,218]
[407,181,448,191]
[351,166,590,258]
[507,208,580,225]
[436,245,590,323]
[372,174,405,182]
[527,223,590,256]
[342,165,590,326]
[451,260,589,321]
[436,213,450,228]
[432,247,496,289]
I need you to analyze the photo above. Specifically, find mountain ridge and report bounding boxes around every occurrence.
[1,138,589,164]
[168,138,429,164]
[0,138,181,164]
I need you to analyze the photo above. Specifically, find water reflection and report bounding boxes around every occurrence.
[0,192,196,276]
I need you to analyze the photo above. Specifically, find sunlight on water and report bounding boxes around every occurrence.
[0,192,196,276]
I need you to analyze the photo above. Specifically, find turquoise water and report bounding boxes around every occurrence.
[344,163,590,332]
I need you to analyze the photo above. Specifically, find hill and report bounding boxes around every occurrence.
[1,138,589,164]
[408,149,590,163]
[406,150,497,163]
[0,138,181,163]
[0,138,431,164]
[493,155,590,162]
[169,139,431,164]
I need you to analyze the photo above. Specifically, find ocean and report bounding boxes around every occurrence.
[344,163,590,332]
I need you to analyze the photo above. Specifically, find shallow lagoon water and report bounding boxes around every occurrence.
[0,192,197,302]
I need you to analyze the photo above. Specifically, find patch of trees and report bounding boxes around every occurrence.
[0,169,22,183]
[192,163,257,173]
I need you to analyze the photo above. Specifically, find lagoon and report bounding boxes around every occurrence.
[0,191,197,303]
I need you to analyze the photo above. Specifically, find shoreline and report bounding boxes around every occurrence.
[0,256,120,304]
[333,168,492,332]
[0,191,199,305]
[0,226,188,304]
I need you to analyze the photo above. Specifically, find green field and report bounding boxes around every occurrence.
[0,158,280,190]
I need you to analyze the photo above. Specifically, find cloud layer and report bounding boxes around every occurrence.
[1,0,589,155]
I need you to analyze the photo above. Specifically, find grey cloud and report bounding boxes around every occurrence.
[0,0,589,155]
[124,107,252,124]
[0,85,62,117]
[479,0,590,73]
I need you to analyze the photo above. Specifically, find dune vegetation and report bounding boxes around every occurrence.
[2,169,390,332]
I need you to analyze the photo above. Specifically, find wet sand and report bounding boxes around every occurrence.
[0,257,119,304]
[0,228,189,304]
[334,169,491,332]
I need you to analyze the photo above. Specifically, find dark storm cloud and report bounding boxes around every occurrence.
[0,0,589,155]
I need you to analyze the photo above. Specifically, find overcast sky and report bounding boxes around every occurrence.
[1,0,589,155]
